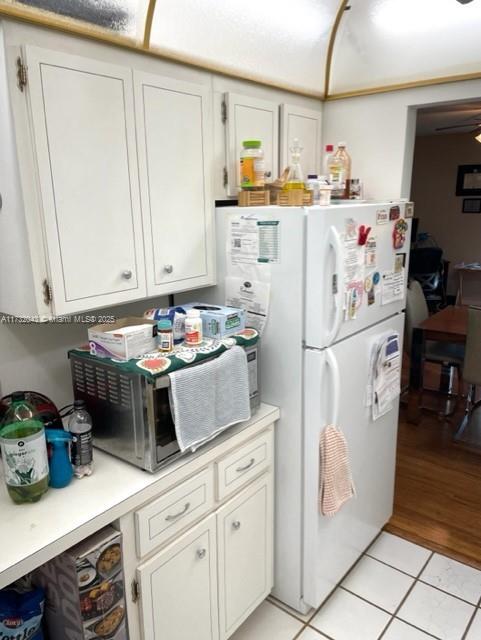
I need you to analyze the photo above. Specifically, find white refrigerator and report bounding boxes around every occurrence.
[186,201,412,613]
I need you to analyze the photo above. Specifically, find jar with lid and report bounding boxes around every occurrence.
[158,319,174,353]
[318,176,333,206]
[240,140,265,189]
[184,309,203,346]
[305,175,320,205]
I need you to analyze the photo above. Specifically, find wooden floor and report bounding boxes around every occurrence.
[386,366,481,569]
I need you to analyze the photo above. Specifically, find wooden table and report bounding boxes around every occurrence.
[407,306,468,424]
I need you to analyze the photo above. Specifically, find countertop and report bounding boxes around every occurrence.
[0,402,279,589]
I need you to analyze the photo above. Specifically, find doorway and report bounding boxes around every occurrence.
[388,99,481,569]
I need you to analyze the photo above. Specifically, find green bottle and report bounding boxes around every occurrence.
[0,391,49,504]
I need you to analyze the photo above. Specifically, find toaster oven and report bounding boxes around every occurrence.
[69,345,260,472]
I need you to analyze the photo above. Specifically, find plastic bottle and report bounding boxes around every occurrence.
[240,140,265,189]
[329,142,352,199]
[158,318,174,353]
[184,309,203,346]
[323,144,334,176]
[68,400,93,478]
[284,138,304,190]
[0,391,49,504]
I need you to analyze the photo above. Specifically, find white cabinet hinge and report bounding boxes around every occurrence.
[42,279,52,306]
[131,579,140,603]
[221,99,227,124]
[223,167,228,188]
[16,57,27,92]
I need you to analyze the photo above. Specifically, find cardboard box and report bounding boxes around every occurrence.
[34,527,128,640]
[182,303,246,338]
[88,317,157,360]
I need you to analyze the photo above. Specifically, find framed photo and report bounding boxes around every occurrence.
[462,198,481,214]
[456,165,481,196]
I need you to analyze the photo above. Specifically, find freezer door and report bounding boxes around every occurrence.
[303,313,404,609]
[305,202,411,349]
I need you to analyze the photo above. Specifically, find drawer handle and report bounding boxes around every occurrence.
[165,502,191,521]
[197,548,207,559]
[232,520,241,530]
[236,458,255,473]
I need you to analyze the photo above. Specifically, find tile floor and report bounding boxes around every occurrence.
[230,532,481,640]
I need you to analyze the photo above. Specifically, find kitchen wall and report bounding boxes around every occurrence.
[411,132,481,295]
[322,78,481,201]
[0,297,168,407]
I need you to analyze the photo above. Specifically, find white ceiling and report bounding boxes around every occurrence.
[416,101,481,136]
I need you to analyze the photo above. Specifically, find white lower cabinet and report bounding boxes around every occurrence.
[137,515,219,640]
[133,429,274,640]
[217,474,273,639]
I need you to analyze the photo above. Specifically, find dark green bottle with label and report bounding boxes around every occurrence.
[0,392,49,504]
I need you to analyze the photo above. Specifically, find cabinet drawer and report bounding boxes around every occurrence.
[216,429,273,501]
[135,466,214,557]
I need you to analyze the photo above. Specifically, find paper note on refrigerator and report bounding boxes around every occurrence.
[367,332,401,420]
[381,269,404,305]
[225,276,271,335]
[229,217,280,265]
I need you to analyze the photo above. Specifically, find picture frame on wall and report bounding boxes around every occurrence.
[462,198,481,214]
[456,165,481,196]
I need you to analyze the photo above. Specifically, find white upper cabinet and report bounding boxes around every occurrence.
[24,45,146,316]
[224,92,279,197]
[134,72,215,296]
[280,104,322,178]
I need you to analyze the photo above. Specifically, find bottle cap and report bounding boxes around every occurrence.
[242,140,261,149]
[10,391,26,402]
[338,141,347,147]
[307,174,318,179]
[325,144,334,152]
[158,319,172,330]
[73,399,86,409]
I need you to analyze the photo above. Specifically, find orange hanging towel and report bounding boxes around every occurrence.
[319,425,356,516]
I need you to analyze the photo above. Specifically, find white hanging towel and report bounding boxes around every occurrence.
[169,346,251,452]
[319,425,356,516]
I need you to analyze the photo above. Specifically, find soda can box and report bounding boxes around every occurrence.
[33,526,129,640]
[88,317,157,360]
[181,303,246,338]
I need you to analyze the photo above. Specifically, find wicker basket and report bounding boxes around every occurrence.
[238,190,271,207]
[272,190,313,206]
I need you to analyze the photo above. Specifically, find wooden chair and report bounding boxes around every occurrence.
[456,266,481,307]
[405,280,464,412]
[454,306,481,441]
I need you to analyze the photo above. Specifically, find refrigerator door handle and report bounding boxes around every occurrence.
[325,348,341,426]
[325,226,345,347]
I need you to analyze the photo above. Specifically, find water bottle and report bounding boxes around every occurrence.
[68,400,93,478]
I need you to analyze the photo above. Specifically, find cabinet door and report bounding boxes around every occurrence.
[217,474,274,639]
[134,72,215,297]
[24,46,146,316]
[137,514,219,640]
[224,93,279,197]
[280,104,322,179]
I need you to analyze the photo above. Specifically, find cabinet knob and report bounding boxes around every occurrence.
[164,264,174,274]
[122,270,133,280]
[232,520,241,530]
[196,548,207,559]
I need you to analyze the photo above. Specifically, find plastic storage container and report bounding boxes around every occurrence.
[240,140,265,189]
